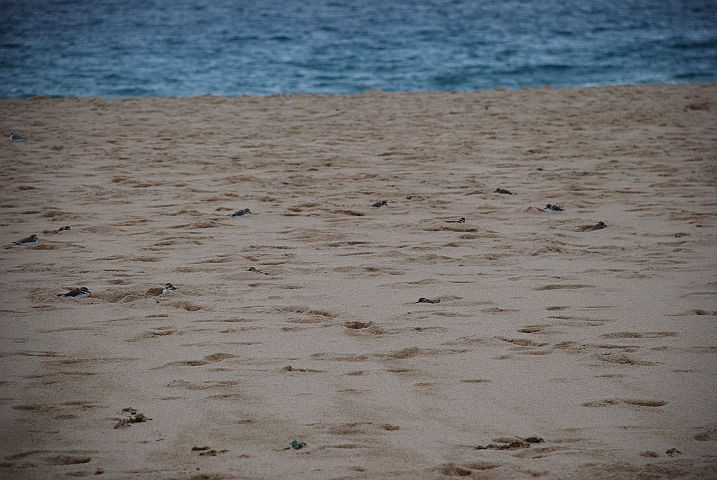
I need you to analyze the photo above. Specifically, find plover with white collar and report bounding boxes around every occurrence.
[13,234,38,246]
[229,209,251,218]
[544,204,563,212]
[58,287,90,298]
[416,297,439,304]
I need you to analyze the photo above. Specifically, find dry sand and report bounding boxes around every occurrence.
[1,83,716,479]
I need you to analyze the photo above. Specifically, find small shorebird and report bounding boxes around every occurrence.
[544,204,563,212]
[248,267,269,275]
[13,234,38,246]
[592,221,607,230]
[58,287,90,298]
[9,132,26,142]
[229,209,251,218]
[57,226,71,232]
[416,297,439,304]
[371,200,388,208]
[495,188,514,195]
[447,217,465,223]
[162,283,177,294]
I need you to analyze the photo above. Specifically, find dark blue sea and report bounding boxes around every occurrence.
[1,0,715,98]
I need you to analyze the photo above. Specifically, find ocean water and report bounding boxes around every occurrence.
[1,0,715,98]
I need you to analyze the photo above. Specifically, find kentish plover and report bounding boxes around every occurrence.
[544,204,563,212]
[13,234,38,246]
[58,287,90,298]
[416,297,438,304]
[229,209,251,218]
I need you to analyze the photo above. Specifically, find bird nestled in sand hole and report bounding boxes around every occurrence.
[229,208,251,218]
[58,287,90,298]
[495,188,514,195]
[592,221,607,230]
[13,234,38,246]
[162,283,177,294]
[9,132,26,142]
[416,297,439,304]
[544,204,563,212]
[447,217,466,223]
[371,200,388,208]
[57,225,71,232]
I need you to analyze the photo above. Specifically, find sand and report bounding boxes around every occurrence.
[1,83,716,479]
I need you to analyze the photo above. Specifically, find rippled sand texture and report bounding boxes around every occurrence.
[1,84,716,479]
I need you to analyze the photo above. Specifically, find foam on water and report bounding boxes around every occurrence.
[1,0,715,97]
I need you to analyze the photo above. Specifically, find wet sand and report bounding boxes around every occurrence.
[1,83,716,479]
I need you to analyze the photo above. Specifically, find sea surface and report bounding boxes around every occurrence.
[1,0,716,98]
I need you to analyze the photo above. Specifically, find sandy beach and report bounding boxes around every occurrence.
[1,83,716,479]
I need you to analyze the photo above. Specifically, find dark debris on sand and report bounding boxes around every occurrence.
[114,407,152,429]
